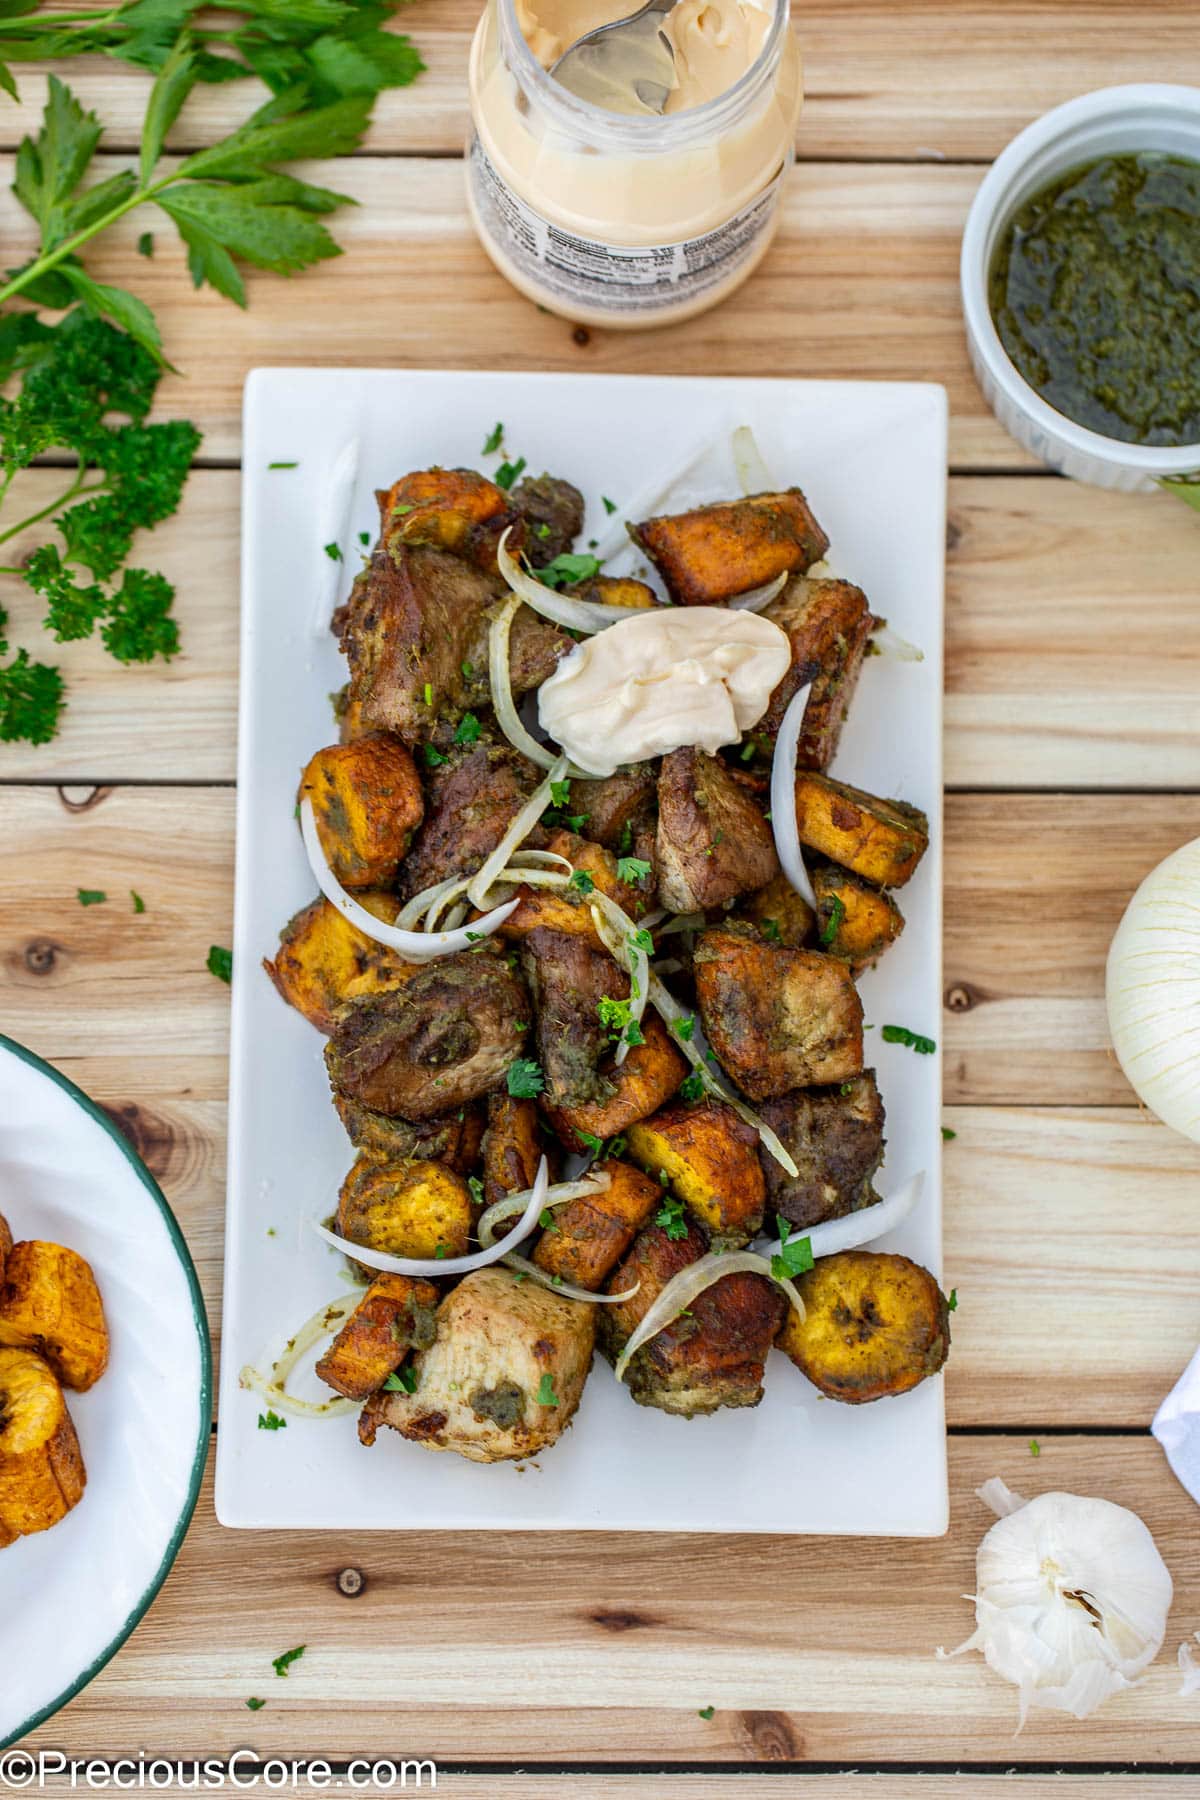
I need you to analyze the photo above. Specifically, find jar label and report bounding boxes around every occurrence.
[468,136,785,315]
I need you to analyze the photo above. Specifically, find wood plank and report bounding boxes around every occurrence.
[0,157,1035,470]
[36,1783,1200,1798]
[4,470,1198,789]
[20,1436,1200,1763]
[2,1,1197,162]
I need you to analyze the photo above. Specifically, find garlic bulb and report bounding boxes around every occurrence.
[940,1478,1173,1727]
[1106,836,1200,1142]
[1180,1634,1200,1697]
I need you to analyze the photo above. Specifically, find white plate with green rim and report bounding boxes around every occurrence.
[0,1035,211,1750]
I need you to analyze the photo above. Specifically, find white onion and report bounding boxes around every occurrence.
[1106,836,1200,1142]
[614,1248,804,1384]
[314,1157,550,1277]
[728,572,788,613]
[771,1170,924,1263]
[300,798,518,960]
[731,423,776,496]
[240,1293,358,1420]
[769,680,817,910]
[872,621,925,662]
[497,1250,641,1305]
[466,755,570,909]
[489,592,562,769]
[498,529,637,632]
[587,890,650,1067]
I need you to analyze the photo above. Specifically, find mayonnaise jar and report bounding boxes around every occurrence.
[465,0,802,328]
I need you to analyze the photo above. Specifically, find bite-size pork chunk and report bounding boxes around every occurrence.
[759,1070,886,1230]
[655,748,778,913]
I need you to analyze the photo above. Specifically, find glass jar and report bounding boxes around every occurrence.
[466,0,802,328]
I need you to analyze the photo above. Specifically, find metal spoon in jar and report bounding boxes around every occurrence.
[550,0,677,115]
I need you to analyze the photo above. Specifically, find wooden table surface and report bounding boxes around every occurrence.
[4,1,1200,1787]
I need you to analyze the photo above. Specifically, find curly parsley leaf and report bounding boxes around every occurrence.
[271,1645,305,1678]
[534,1373,559,1407]
[0,648,64,745]
[507,1058,544,1099]
[654,1192,688,1241]
[539,552,601,591]
[207,944,233,983]
[819,893,846,947]
[770,1218,814,1281]
[616,855,652,884]
[881,1023,937,1055]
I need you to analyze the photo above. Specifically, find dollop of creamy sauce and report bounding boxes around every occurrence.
[516,0,772,112]
[537,606,790,776]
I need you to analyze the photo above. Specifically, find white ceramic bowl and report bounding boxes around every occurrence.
[961,84,1200,491]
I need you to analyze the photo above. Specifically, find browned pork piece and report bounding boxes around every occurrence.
[599,1220,784,1415]
[333,1092,485,1170]
[326,951,529,1118]
[693,923,864,1099]
[299,734,423,888]
[792,774,929,889]
[655,747,778,913]
[380,467,519,572]
[521,927,627,1110]
[396,741,545,902]
[481,1092,545,1211]
[359,1267,595,1462]
[315,1274,440,1401]
[509,473,585,567]
[532,1158,660,1291]
[811,862,905,973]
[629,490,829,606]
[758,576,876,767]
[542,1014,687,1152]
[337,1155,474,1260]
[625,1097,765,1247]
[571,767,656,857]
[265,893,414,1034]
[759,1071,886,1230]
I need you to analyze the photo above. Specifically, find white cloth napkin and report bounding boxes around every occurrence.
[1153,1345,1200,1501]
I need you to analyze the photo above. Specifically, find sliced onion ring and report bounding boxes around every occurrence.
[588,890,650,1067]
[301,798,518,961]
[490,592,562,769]
[769,680,817,911]
[240,1293,358,1419]
[732,423,776,496]
[614,1249,804,1384]
[314,1157,550,1277]
[500,1250,641,1305]
[773,1170,925,1263]
[872,621,925,663]
[728,572,788,613]
[498,529,637,633]
[466,756,570,909]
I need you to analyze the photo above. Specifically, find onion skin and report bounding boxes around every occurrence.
[1106,836,1200,1142]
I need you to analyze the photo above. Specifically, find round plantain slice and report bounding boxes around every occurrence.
[0,1348,86,1539]
[779,1250,950,1404]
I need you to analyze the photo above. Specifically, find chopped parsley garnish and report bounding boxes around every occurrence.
[422,743,447,768]
[616,855,652,884]
[739,740,756,762]
[550,777,572,807]
[539,552,602,590]
[77,888,106,906]
[461,660,475,681]
[323,541,342,562]
[507,1058,545,1098]
[624,1019,646,1048]
[392,502,415,517]
[698,1705,715,1721]
[1029,1438,1040,1457]
[537,522,552,539]
[770,1217,814,1281]
[942,1126,957,1141]
[359,530,370,546]
[679,1071,706,1103]
[535,1373,559,1407]
[423,680,433,705]
[137,231,154,257]
[597,995,642,1046]
[630,927,654,952]
[468,1175,485,1205]
[383,1365,417,1393]
[947,1288,958,1311]
[495,456,526,491]
[569,868,595,894]
[538,1207,560,1231]
[434,1243,447,1259]
[760,917,782,944]
[672,1015,695,1042]
[654,1192,688,1240]
[257,1410,286,1431]
[482,421,504,454]
[454,711,482,745]
[268,461,298,470]
[246,1698,266,1711]
[207,944,232,984]
[605,1134,627,1158]
[602,495,618,514]
[819,894,846,946]
[272,1646,306,1678]
[578,1130,605,1158]
[617,820,634,856]
[130,890,145,913]
[881,1024,937,1055]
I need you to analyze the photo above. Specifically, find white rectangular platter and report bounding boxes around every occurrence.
[218,368,947,1534]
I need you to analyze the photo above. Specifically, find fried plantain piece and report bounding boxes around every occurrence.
[0,1348,86,1538]
[792,774,929,889]
[333,1092,485,1170]
[509,473,585,567]
[779,1251,950,1404]
[299,734,423,890]
[380,467,519,572]
[759,576,876,767]
[326,952,529,1119]
[629,490,829,606]
[315,1273,440,1401]
[481,1092,545,1212]
[542,1013,687,1152]
[812,862,905,973]
[625,1097,765,1247]
[656,748,779,913]
[598,1220,784,1415]
[759,1072,885,1230]
[0,1242,108,1392]
[693,923,864,1100]
[498,829,650,945]
[337,1156,473,1261]
[397,742,546,901]
[740,870,815,948]
[532,1158,659,1291]
[568,574,656,609]
[359,1267,594,1462]
[264,893,414,1035]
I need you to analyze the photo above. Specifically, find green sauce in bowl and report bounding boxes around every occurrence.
[988,151,1200,447]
